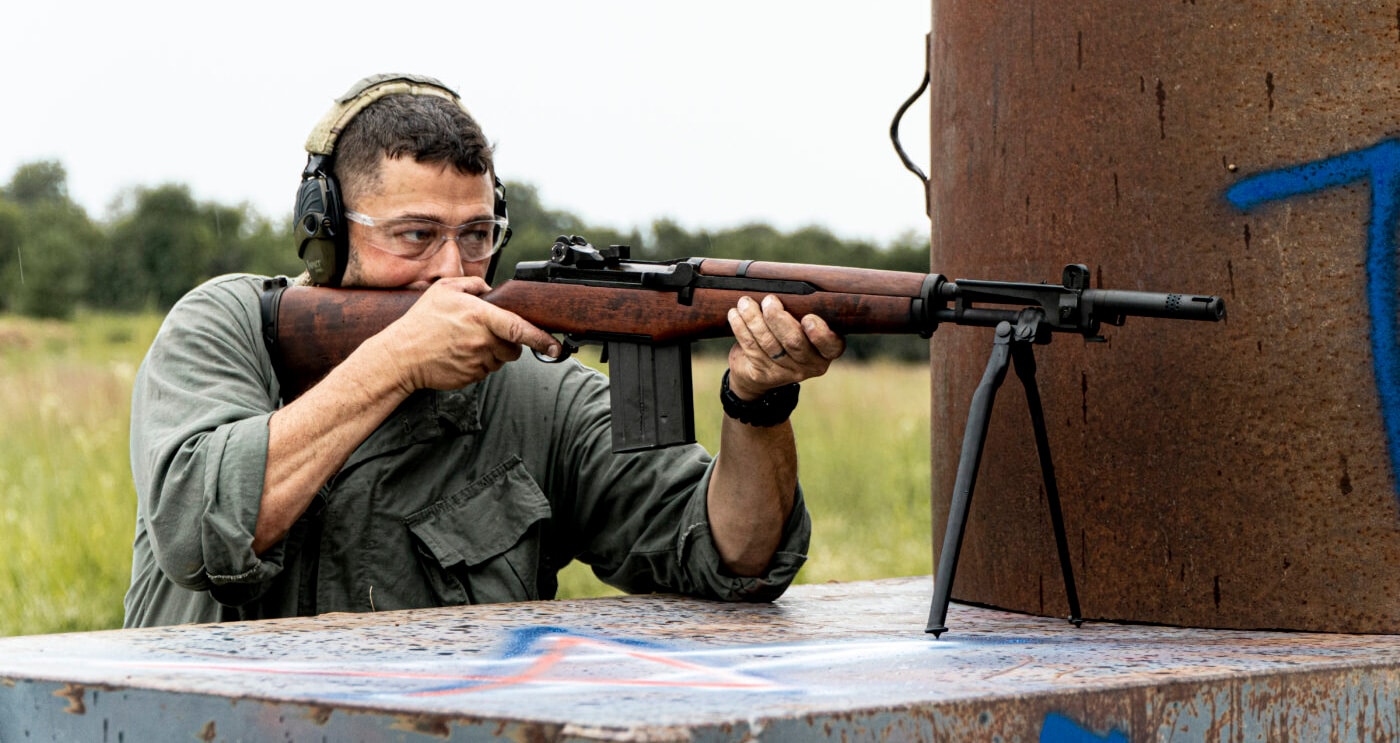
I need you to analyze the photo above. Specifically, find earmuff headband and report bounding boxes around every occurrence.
[305,73,468,156]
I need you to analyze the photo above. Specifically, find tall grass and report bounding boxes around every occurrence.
[1,314,931,636]
[0,313,163,635]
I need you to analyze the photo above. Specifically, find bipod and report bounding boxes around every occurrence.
[926,313,1084,637]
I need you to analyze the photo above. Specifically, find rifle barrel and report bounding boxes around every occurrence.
[1085,289,1225,322]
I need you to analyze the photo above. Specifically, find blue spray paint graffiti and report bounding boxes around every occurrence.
[1225,139,1400,494]
[1040,712,1129,743]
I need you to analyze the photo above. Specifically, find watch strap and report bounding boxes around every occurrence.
[720,369,800,427]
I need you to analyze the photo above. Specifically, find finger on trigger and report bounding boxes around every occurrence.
[489,308,558,358]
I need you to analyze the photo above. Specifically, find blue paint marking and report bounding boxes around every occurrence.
[496,625,670,658]
[496,625,574,657]
[1040,712,1129,743]
[1226,139,1400,496]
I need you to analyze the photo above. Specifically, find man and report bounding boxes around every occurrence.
[123,74,845,627]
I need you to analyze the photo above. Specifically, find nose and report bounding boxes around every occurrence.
[426,235,467,281]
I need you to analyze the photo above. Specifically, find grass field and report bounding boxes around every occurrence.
[0,313,932,637]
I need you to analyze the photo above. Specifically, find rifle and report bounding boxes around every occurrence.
[262,235,1223,452]
[261,235,1225,634]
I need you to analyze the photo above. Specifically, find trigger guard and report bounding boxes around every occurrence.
[533,336,578,364]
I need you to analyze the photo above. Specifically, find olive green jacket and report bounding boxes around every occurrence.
[123,275,810,628]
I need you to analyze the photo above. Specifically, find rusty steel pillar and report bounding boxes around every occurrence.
[928,1,1400,632]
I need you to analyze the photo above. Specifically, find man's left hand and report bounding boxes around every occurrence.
[726,295,846,401]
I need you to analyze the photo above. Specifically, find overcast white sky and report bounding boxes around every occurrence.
[4,1,931,246]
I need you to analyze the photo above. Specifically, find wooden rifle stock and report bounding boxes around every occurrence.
[262,259,936,404]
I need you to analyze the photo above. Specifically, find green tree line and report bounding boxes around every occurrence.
[0,161,931,359]
[0,161,301,318]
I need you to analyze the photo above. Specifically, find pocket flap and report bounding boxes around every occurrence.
[404,456,551,568]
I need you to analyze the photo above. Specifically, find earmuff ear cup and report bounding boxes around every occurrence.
[293,158,346,286]
[485,177,510,284]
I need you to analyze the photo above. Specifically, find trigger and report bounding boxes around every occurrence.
[533,337,579,364]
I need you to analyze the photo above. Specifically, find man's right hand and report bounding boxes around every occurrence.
[367,276,561,394]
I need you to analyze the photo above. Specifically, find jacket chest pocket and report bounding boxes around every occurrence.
[403,456,552,605]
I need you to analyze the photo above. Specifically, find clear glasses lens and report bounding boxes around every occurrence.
[346,211,507,262]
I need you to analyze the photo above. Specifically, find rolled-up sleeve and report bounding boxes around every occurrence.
[130,276,284,602]
[672,465,811,602]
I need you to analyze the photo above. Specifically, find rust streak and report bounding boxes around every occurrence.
[1081,372,1089,424]
[1340,454,1354,496]
[392,713,453,739]
[53,684,85,715]
[1156,79,1167,139]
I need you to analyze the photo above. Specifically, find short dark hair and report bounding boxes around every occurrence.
[333,93,495,206]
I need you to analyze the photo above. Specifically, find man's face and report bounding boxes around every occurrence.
[341,156,497,290]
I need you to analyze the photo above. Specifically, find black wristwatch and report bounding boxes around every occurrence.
[720,370,800,427]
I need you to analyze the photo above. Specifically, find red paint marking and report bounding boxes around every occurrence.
[135,662,497,684]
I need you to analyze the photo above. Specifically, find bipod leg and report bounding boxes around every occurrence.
[927,322,1013,637]
[1010,342,1083,627]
